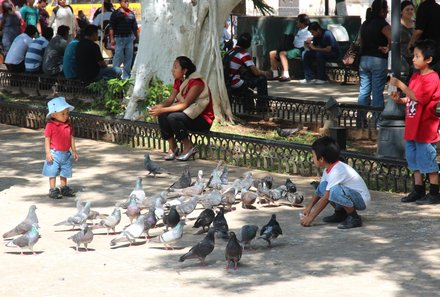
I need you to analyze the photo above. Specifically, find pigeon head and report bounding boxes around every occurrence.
[144,153,151,161]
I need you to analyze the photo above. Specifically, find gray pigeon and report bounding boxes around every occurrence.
[94,207,121,235]
[253,175,274,190]
[225,231,243,270]
[121,177,146,208]
[3,205,39,239]
[175,196,199,218]
[169,165,191,190]
[143,207,158,239]
[170,183,204,196]
[144,153,165,177]
[68,224,94,252]
[240,189,257,209]
[159,220,185,250]
[5,224,40,255]
[239,171,254,192]
[221,186,238,211]
[207,169,223,190]
[285,178,297,193]
[258,214,283,247]
[198,190,222,209]
[179,228,216,265]
[276,127,299,137]
[110,214,146,246]
[286,191,304,207]
[237,225,259,250]
[125,194,141,223]
[54,202,91,228]
[141,191,167,209]
[220,165,229,185]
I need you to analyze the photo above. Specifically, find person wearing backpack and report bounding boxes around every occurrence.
[48,0,77,40]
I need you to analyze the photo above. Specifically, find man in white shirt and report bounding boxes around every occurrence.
[5,25,38,73]
[268,14,313,82]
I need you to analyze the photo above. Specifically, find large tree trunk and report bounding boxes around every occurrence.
[124,0,240,122]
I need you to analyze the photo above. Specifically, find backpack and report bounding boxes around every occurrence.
[53,5,74,16]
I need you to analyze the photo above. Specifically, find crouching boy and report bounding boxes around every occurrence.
[301,136,371,229]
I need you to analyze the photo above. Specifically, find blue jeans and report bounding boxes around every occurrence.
[316,181,366,210]
[96,66,122,81]
[406,141,439,174]
[42,149,73,178]
[357,55,387,127]
[302,50,338,80]
[113,35,134,79]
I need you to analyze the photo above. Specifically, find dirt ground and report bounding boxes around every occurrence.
[1,123,440,297]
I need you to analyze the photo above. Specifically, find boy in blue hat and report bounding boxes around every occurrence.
[42,97,78,199]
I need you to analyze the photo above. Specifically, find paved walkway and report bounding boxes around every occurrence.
[1,123,440,296]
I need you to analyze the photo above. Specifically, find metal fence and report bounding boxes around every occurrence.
[0,101,412,193]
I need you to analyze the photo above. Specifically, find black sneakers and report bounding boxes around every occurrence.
[338,213,362,229]
[49,187,62,199]
[401,190,423,203]
[323,209,347,223]
[60,186,76,197]
[415,193,440,205]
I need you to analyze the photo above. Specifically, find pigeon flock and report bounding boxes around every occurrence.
[3,157,306,270]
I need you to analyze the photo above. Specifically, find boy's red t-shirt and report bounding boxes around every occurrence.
[44,120,73,151]
[404,71,440,143]
[173,78,215,125]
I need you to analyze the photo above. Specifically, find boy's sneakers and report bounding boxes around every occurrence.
[323,209,347,223]
[49,187,62,199]
[401,190,424,203]
[415,193,440,205]
[60,186,76,197]
[337,212,362,229]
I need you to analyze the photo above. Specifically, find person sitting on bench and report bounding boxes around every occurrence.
[268,14,312,82]
[301,21,340,85]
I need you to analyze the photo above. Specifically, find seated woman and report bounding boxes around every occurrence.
[149,56,215,161]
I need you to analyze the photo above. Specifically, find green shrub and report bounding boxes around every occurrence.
[140,76,173,121]
[86,78,133,115]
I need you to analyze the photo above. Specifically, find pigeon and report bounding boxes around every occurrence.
[286,192,304,206]
[285,178,297,193]
[143,207,158,239]
[258,184,287,206]
[207,169,223,190]
[240,189,257,209]
[179,228,216,265]
[120,177,146,208]
[158,220,185,250]
[220,165,229,184]
[165,196,186,208]
[193,170,204,185]
[198,190,222,209]
[258,214,283,247]
[169,165,191,190]
[125,194,141,224]
[144,153,165,177]
[154,194,166,220]
[68,224,94,252]
[221,186,237,211]
[239,171,254,192]
[193,209,215,232]
[94,207,121,235]
[225,231,243,270]
[212,208,229,239]
[170,182,204,196]
[237,225,259,250]
[110,214,146,246]
[3,205,39,239]
[253,175,274,190]
[87,210,105,222]
[276,127,299,137]
[175,196,199,218]
[5,224,40,255]
[54,202,91,228]
[141,191,167,209]
[163,205,181,231]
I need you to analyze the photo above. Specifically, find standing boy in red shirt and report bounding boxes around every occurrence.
[390,39,440,204]
[42,97,78,199]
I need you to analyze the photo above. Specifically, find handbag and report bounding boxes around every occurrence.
[342,42,360,67]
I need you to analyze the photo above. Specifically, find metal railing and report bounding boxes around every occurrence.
[0,101,411,193]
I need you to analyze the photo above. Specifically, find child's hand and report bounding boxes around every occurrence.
[72,152,79,161]
[301,215,313,227]
[46,152,53,163]
[390,91,401,103]
[389,76,400,87]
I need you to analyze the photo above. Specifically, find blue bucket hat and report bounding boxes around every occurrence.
[46,97,74,119]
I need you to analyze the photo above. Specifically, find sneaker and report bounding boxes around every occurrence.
[60,186,76,197]
[278,76,291,82]
[323,210,347,223]
[401,190,423,203]
[314,79,329,85]
[299,79,315,84]
[337,213,362,229]
[49,187,62,199]
[415,193,440,205]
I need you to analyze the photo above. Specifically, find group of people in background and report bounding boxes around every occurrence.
[0,0,138,82]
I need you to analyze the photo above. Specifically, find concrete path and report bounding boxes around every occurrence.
[1,124,439,297]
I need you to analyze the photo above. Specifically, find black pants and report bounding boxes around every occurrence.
[231,75,269,112]
[158,112,211,141]
[6,62,25,73]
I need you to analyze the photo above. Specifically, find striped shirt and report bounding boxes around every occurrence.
[228,47,255,89]
[25,37,49,72]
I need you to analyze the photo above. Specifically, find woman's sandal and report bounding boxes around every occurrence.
[164,148,180,161]
[176,146,197,161]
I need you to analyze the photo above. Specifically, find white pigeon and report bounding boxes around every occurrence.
[5,224,40,255]
[158,220,185,250]
[110,214,146,246]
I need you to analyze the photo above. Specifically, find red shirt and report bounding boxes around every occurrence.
[228,47,254,88]
[404,71,440,143]
[173,78,215,125]
[44,120,73,151]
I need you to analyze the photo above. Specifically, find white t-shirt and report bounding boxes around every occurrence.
[49,6,75,36]
[294,26,313,49]
[5,33,34,65]
[321,161,371,206]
